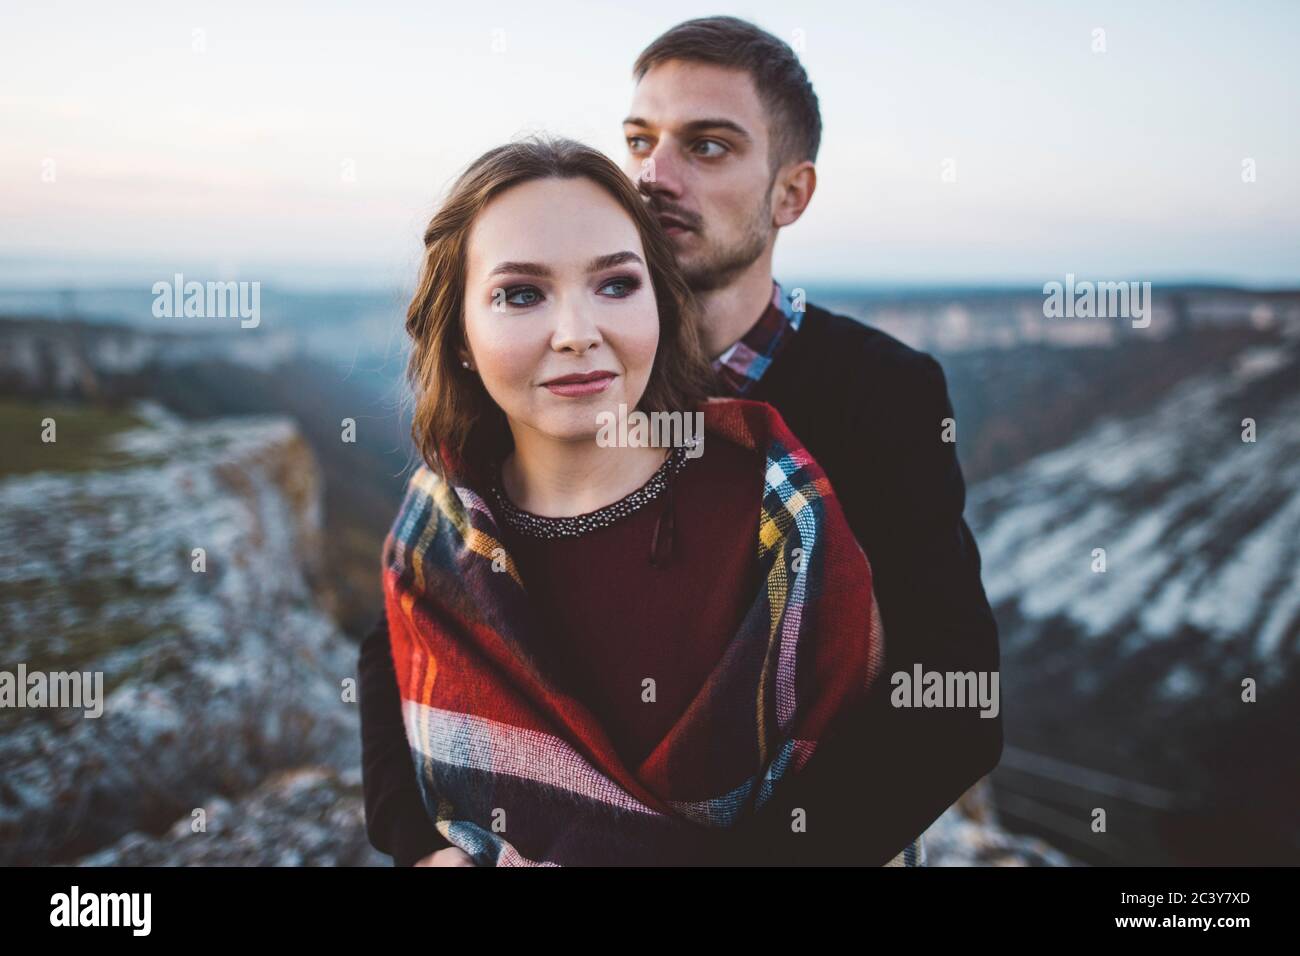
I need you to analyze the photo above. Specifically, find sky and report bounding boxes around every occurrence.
[1,0,1298,289]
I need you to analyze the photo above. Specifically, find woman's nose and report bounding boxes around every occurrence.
[550,300,601,353]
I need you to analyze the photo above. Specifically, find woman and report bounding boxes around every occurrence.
[374,135,921,866]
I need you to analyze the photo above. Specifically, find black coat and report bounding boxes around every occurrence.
[358,300,1003,865]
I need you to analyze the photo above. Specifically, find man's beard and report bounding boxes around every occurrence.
[678,198,772,293]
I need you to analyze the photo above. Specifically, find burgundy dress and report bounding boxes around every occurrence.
[488,438,763,772]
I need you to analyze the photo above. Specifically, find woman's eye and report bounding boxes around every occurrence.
[503,285,542,307]
[598,276,641,298]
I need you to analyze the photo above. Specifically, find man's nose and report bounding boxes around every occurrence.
[636,141,683,201]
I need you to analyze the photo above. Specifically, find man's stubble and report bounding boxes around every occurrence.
[678,191,773,294]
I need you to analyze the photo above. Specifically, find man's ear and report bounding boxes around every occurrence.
[772,160,817,228]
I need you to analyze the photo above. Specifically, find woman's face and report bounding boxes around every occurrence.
[462,176,660,445]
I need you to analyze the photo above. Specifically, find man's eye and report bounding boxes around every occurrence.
[598,276,641,298]
[693,140,726,158]
[627,135,651,153]
[503,285,542,307]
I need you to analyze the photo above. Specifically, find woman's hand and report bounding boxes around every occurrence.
[415,846,477,867]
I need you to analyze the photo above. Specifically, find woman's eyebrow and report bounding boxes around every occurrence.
[487,251,643,279]
[487,261,550,278]
[588,251,644,272]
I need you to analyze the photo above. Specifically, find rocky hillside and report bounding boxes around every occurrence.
[75,766,382,866]
[0,315,412,639]
[924,779,1073,867]
[0,399,386,865]
[968,338,1300,863]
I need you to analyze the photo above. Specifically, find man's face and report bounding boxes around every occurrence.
[623,60,776,292]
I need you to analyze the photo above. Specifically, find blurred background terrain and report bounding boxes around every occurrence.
[2,283,1296,865]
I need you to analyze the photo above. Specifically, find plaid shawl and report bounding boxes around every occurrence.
[383,397,917,866]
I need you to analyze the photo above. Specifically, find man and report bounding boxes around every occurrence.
[360,15,1001,866]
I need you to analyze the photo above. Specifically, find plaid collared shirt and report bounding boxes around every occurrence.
[711,280,802,396]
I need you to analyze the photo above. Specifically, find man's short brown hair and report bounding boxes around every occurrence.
[633,15,822,171]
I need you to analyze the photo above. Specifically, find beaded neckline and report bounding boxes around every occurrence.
[489,445,691,539]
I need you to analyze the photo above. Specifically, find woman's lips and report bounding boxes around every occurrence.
[541,372,616,397]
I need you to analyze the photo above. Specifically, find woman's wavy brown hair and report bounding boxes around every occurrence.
[405,135,714,486]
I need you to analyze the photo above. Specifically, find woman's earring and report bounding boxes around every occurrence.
[461,360,471,369]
